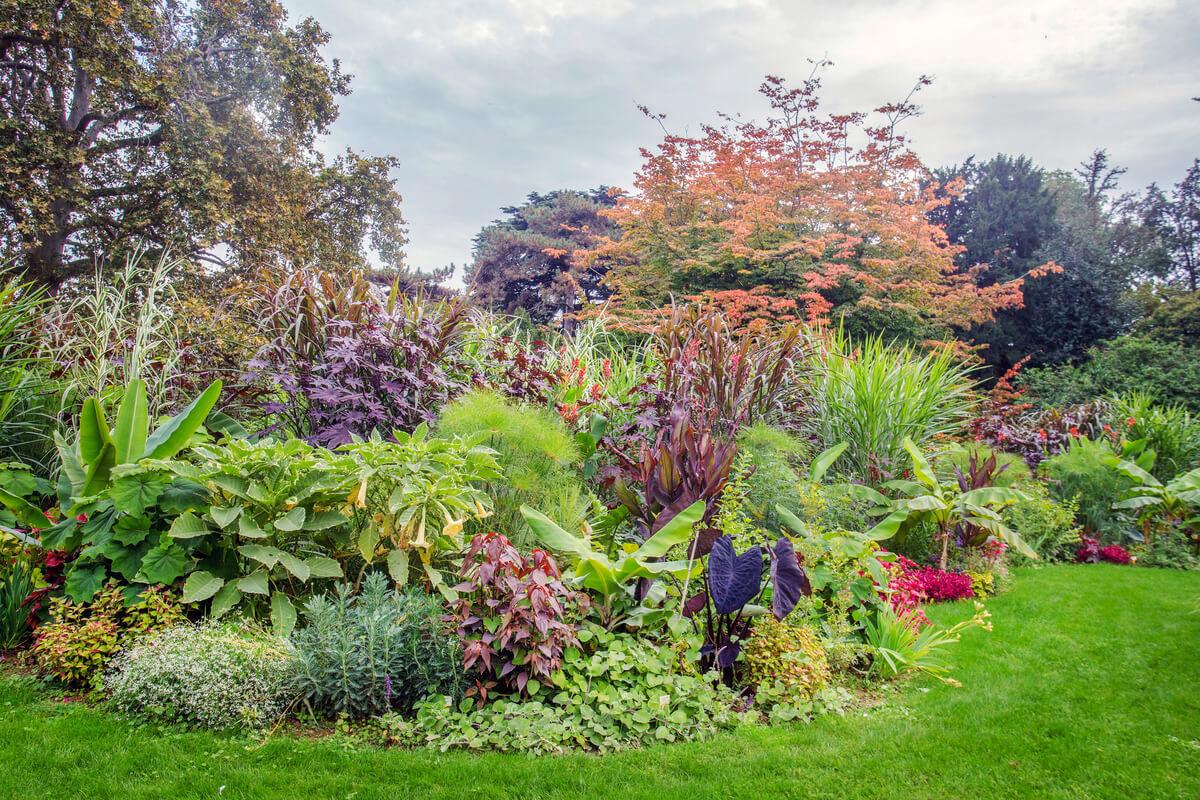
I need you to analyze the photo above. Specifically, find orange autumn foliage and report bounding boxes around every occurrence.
[580,68,1056,334]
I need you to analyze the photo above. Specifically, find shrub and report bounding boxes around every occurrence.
[374,628,737,753]
[1002,481,1081,564]
[31,583,184,688]
[451,533,582,699]
[1041,437,1133,543]
[1130,534,1200,570]
[247,270,471,446]
[1076,537,1131,565]
[1099,545,1132,564]
[742,617,831,704]
[106,622,299,730]
[1110,391,1200,480]
[291,574,464,720]
[802,329,975,482]
[436,390,589,548]
[1020,335,1200,413]
[864,602,991,684]
[739,423,809,531]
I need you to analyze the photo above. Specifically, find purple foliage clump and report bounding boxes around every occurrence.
[246,272,469,446]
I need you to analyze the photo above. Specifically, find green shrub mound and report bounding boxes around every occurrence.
[291,574,465,719]
[105,622,299,730]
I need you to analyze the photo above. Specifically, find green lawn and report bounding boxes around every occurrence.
[2,565,1198,800]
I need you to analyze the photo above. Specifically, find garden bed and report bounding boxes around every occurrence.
[1,566,1196,800]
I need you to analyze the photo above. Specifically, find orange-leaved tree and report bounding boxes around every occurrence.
[581,67,1055,339]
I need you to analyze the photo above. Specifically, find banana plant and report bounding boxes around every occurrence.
[520,500,706,629]
[848,438,1034,569]
[36,379,222,602]
[1112,461,1200,549]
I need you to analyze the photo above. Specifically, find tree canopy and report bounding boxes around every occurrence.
[580,70,1042,339]
[0,0,405,287]
[465,188,616,326]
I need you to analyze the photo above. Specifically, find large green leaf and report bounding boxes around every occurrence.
[274,507,306,532]
[633,500,705,560]
[64,564,107,602]
[181,570,225,603]
[0,487,48,530]
[809,442,848,483]
[111,380,148,465]
[142,380,222,460]
[270,592,297,637]
[78,396,111,464]
[774,505,809,537]
[959,486,1027,508]
[239,544,283,570]
[210,504,242,528]
[865,508,909,541]
[303,509,347,531]
[306,556,343,579]
[80,442,116,499]
[520,505,592,558]
[1112,494,1161,511]
[138,540,188,584]
[1114,458,1160,487]
[387,549,409,585]
[902,437,937,488]
[168,511,211,539]
[108,470,171,515]
[237,570,269,595]
[276,551,311,582]
[210,582,242,618]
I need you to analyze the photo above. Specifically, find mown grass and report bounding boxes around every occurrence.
[1,565,1197,800]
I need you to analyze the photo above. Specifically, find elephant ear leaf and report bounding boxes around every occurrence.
[143,380,223,461]
[112,380,148,464]
[770,537,810,620]
[707,536,762,615]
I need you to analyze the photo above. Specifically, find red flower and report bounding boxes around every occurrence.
[1069,426,1080,437]
[1126,417,1137,427]
[601,359,612,379]
[1038,429,1048,441]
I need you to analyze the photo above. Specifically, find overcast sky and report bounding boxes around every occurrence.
[287,0,1200,279]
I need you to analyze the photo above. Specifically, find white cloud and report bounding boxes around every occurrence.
[286,0,1200,277]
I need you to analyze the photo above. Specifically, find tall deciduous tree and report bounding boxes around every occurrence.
[582,69,1039,338]
[0,0,406,287]
[1141,159,1200,291]
[465,188,616,326]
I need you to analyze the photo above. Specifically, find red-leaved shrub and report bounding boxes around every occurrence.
[451,533,584,701]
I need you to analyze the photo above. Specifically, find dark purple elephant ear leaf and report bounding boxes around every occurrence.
[708,536,762,615]
[716,641,741,669]
[770,537,811,620]
[682,591,708,618]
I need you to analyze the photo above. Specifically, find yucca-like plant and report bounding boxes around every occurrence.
[291,573,464,719]
[864,601,991,684]
[803,329,976,481]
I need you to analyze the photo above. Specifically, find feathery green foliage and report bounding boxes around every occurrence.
[437,390,589,548]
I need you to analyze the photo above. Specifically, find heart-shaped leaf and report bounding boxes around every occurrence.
[210,582,242,618]
[769,537,810,620]
[237,570,269,595]
[707,536,762,615]
[138,540,188,584]
[274,507,306,532]
[181,570,225,603]
[210,504,242,529]
[305,556,343,579]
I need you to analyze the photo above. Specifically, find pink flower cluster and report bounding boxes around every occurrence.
[1099,544,1131,564]
[877,553,976,629]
